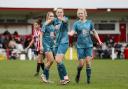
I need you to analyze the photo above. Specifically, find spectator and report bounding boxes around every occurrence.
[124,44,128,59]
[115,42,122,59]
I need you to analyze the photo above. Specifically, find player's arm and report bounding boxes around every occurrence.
[92,29,103,45]
[44,19,52,26]
[68,21,77,36]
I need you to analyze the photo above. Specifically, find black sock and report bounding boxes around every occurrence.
[37,63,41,73]
[41,63,44,70]
[77,66,83,78]
[86,67,91,82]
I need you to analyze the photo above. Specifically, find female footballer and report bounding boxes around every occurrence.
[68,9,102,84]
[53,8,70,85]
[40,11,55,83]
[26,21,44,76]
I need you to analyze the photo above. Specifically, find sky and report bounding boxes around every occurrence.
[0,0,128,9]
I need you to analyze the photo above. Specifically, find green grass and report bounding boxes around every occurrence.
[0,59,128,89]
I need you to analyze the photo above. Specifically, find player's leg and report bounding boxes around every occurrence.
[34,53,44,76]
[55,43,70,84]
[38,53,45,71]
[75,48,85,83]
[54,47,64,81]
[40,53,45,71]
[43,51,54,81]
[34,51,41,76]
[41,46,54,83]
[85,47,93,84]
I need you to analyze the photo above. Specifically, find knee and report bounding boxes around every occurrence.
[86,61,91,68]
[86,56,92,63]
[37,59,42,63]
[79,61,84,67]
[86,57,92,67]
[55,57,62,64]
[80,63,84,67]
[55,59,61,64]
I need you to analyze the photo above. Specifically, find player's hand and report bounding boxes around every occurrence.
[68,32,71,36]
[46,19,52,24]
[55,25,60,30]
[98,41,103,46]
[68,30,75,36]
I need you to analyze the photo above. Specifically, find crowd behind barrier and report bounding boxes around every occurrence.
[0,30,33,60]
[0,30,128,60]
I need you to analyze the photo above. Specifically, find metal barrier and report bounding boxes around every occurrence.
[0,47,127,60]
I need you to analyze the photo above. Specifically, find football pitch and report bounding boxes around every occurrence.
[0,59,128,89]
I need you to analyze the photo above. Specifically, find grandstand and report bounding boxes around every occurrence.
[0,0,128,42]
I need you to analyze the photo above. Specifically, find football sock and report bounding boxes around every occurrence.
[77,66,83,78]
[37,63,41,73]
[86,65,91,83]
[43,67,49,80]
[57,63,64,80]
[60,62,67,77]
[41,63,44,70]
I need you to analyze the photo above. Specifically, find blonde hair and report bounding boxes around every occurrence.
[56,8,64,12]
[77,8,87,17]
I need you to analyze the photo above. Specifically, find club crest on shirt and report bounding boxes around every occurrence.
[82,29,89,36]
